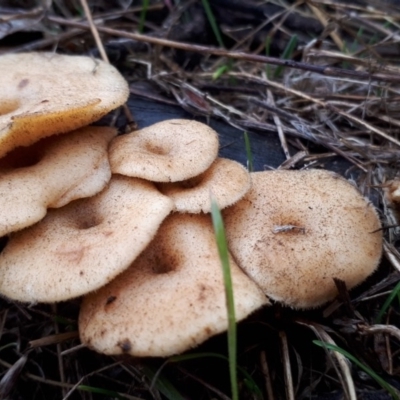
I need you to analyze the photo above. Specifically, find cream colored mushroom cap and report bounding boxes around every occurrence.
[0,176,173,303]
[158,158,251,213]
[0,52,129,157]
[0,126,115,236]
[223,170,383,309]
[109,119,219,182]
[79,213,269,357]
[385,179,400,204]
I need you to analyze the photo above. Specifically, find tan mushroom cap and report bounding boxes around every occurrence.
[109,119,219,182]
[0,126,116,236]
[0,52,129,157]
[385,179,400,205]
[158,158,251,213]
[79,213,269,357]
[223,170,383,309]
[0,175,173,303]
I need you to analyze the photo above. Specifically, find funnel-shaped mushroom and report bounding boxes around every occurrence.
[109,119,219,182]
[223,170,383,308]
[158,158,251,213]
[0,52,129,157]
[79,213,269,357]
[0,176,173,303]
[0,126,115,236]
[385,179,400,205]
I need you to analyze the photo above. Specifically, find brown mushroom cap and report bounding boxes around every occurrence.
[0,126,116,236]
[79,213,269,357]
[0,52,129,157]
[0,175,173,303]
[158,158,251,213]
[109,119,219,182]
[223,170,383,309]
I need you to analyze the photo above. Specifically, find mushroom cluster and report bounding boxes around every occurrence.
[80,125,382,356]
[0,52,384,359]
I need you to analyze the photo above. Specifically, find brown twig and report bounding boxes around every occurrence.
[46,15,400,84]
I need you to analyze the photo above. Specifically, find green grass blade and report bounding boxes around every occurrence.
[202,0,225,48]
[138,0,149,33]
[243,131,254,172]
[313,340,400,399]
[211,199,238,400]
[274,35,298,78]
[0,343,17,353]
[212,59,234,80]
[212,64,229,80]
[376,280,400,323]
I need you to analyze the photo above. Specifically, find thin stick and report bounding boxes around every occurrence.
[242,72,400,150]
[280,331,295,400]
[78,0,134,125]
[360,324,400,342]
[267,89,291,159]
[260,350,275,400]
[308,2,345,50]
[384,241,400,274]
[79,0,109,63]
[296,320,357,400]
[47,16,400,84]
[52,304,67,398]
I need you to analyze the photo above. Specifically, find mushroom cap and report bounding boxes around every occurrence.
[223,170,383,309]
[79,213,269,357]
[109,119,219,182]
[0,126,116,236]
[0,52,129,157]
[158,158,251,213]
[0,175,173,303]
[385,179,400,204]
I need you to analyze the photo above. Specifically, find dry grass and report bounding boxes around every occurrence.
[0,0,400,399]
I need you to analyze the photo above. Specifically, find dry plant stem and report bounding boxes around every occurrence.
[0,309,8,341]
[278,150,308,170]
[260,350,275,400]
[52,303,66,398]
[0,354,28,399]
[384,241,400,274]
[0,359,141,400]
[280,331,295,400]
[306,49,400,75]
[296,320,357,400]
[10,29,84,53]
[257,75,400,150]
[60,343,86,356]
[29,331,79,348]
[61,361,123,400]
[335,107,400,149]
[360,324,400,342]
[46,16,400,84]
[79,0,109,63]
[378,114,400,129]
[229,71,400,159]
[79,0,134,125]
[385,330,393,375]
[307,2,345,50]
[248,101,367,169]
[267,89,291,160]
